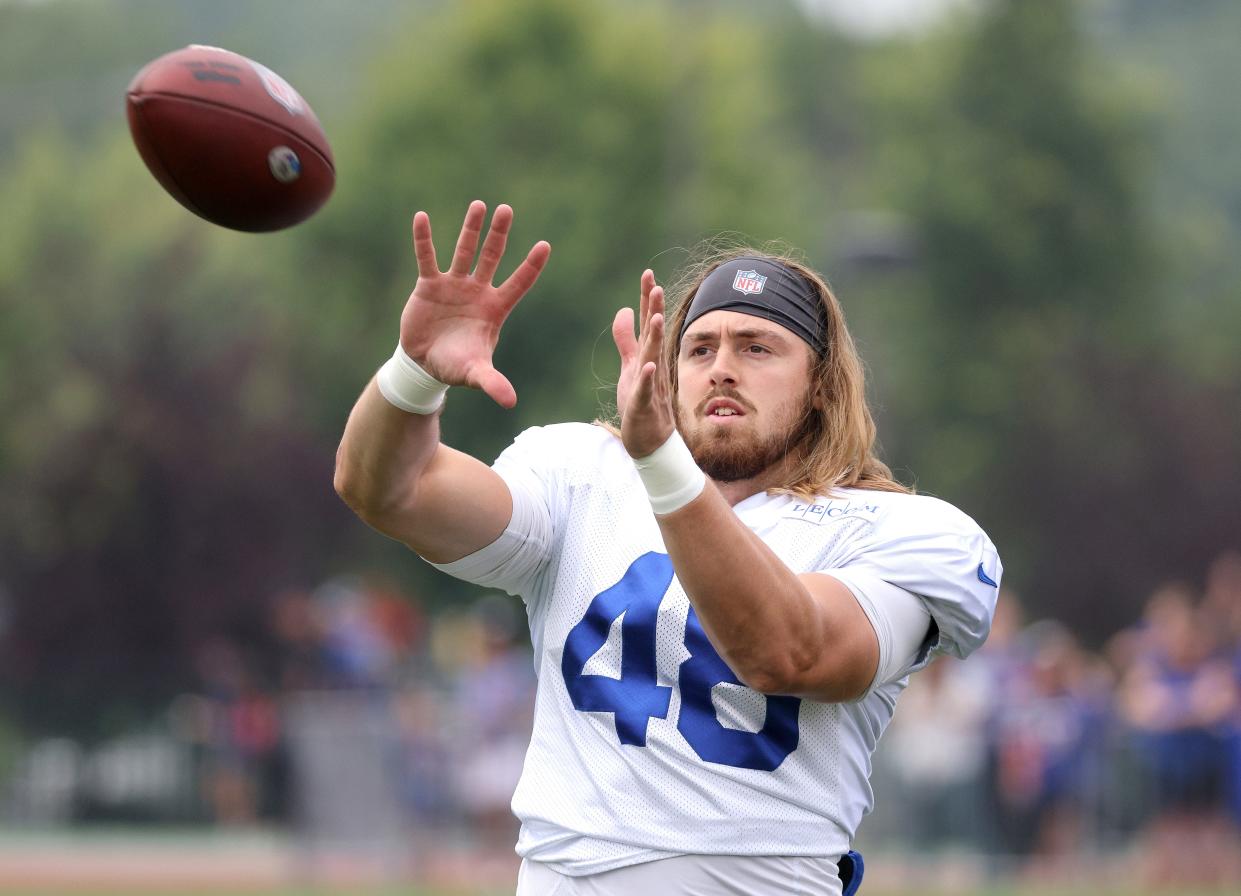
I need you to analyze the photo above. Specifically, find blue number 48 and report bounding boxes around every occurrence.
[561,552,801,772]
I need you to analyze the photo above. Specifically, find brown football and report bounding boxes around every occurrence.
[126,45,334,232]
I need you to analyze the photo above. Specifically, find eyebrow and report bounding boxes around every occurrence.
[683,327,793,346]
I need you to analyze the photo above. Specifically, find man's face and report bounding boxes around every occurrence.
[674,309,818,483]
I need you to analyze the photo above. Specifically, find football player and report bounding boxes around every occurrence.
[335,201,1002,895]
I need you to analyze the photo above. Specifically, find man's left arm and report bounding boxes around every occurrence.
[656,485,883,701]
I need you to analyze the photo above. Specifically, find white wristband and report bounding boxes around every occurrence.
[633,431,707,515]
[375,344,449,414]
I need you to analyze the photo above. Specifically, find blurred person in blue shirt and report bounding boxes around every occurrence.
[986,620,1111,870]
[1117,580,1240,885]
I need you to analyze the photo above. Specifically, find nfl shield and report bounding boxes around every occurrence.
[249,61,305,115]
[732,269,767,295]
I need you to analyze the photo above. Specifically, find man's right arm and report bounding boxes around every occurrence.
[333,377,512,564]
[333,201,549,564]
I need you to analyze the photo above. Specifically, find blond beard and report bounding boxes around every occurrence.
[676,389,818,484]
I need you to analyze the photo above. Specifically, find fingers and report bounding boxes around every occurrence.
[638,269,654,335]
[415,202,515,280]
[634,310,665,401]
[474,204,513,284]
[633,361,658,407]
[639,290,665,365]
[471,363,518,409]
[497,240,552,309]
[411,211,438,278]
[612,307,638,365]
[649,283,664,318]
[449,200,487,275]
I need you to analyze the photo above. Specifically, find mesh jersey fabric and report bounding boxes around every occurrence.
[429,422,1002,876]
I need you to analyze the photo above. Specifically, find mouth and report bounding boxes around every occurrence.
[703,397,747,419]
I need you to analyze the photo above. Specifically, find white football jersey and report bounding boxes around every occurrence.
[431,423,1001,876]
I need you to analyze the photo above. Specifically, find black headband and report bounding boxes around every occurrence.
[678,256,828,356]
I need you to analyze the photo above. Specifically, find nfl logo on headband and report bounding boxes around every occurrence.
[732,269,767,296]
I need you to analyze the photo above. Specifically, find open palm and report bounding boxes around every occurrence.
[611,270,675,457]
[399,201,550,408]
[611,269,660,420]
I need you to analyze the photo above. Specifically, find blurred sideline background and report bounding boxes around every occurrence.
[1,0,1239,893]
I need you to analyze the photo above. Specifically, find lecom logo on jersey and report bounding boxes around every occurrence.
[786,500,879,523]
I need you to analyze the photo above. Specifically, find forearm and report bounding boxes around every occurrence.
[656,486,823,694]
[334,377,441,524]
[335,378,515,562]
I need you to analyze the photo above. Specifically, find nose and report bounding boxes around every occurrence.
[707,346,738,386]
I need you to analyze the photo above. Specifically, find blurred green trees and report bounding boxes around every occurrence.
[889,0,1241,630]
[0,0,1237,736]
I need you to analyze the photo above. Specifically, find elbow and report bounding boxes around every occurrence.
[734,650,809,696]
[737,650,865,702]
[334,472,372,523]
[333,454,397,523]
[738,667,792,696]
[333,452,364,511]
[333,472,360,513]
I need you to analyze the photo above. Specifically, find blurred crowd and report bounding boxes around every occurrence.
[172,578,536,858]
[876,550,1241,886]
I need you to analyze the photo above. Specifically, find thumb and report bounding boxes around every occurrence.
[612,307,637,364]
[471,363,517,409]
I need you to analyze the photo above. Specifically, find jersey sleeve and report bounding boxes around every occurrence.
[824,570,935,692]
[426,425,567,599]
[830,496,1002,660]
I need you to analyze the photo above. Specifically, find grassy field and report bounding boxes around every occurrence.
[0,831,1236,896]
[2,870,1238,895]
[0,886,1236,896]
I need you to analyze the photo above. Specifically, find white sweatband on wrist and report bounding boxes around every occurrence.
[633,430,707,515]
[376,344,449,414]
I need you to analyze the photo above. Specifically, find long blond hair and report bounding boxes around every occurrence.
[599,242,910,499]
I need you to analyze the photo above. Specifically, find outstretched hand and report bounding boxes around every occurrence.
[399,201,550,408]
[612,270,676,458]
